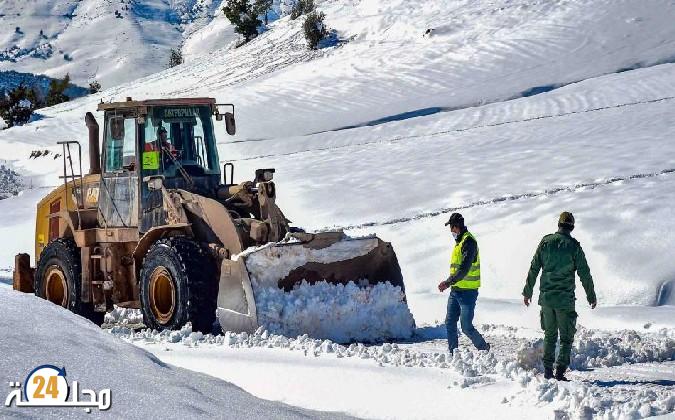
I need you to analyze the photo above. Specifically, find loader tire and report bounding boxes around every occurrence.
[35,238,104,326]
[140,237,218,333]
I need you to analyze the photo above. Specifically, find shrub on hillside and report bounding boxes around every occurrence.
[303,11,327,49]
[45,74,71,107]
[168,48,183,68]
[89,80,101,94]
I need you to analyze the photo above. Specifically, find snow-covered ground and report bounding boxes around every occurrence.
[1,0,675,418]
[107,318,674,420]
[0,287,352,419]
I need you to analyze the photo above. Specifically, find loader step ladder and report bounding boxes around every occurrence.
[57,141,84,230]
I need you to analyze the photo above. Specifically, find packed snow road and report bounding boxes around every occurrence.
[107,310,675,420]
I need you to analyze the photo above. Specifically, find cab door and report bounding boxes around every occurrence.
[98,114,139,228]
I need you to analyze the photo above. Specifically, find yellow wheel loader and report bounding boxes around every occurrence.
[13,97,408,335]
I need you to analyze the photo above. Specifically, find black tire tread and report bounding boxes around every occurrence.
[35,238,104,326]
[140,237,218,333]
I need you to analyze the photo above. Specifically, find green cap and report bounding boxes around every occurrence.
[558,211,575,228]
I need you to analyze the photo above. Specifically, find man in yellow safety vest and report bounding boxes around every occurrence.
[438,213,490,352]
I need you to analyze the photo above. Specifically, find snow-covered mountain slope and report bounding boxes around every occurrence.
[1,0,674,312]
[234,62,675,314]
[0,287,351,419]
[0,0,226,88]
[4,0,675,146]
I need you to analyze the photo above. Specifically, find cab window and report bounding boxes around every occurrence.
[141,106,218,177]
[105,117,136,172]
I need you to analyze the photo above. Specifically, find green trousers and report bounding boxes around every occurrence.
[540,306,577,369]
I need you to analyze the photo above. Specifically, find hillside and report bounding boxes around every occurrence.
[0,0,231,88]
[2,0,675,308]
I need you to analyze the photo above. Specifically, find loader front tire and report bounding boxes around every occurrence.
[35,238,104,326]
[140,237,218,333]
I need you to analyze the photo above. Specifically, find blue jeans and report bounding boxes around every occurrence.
[446,289,488,351]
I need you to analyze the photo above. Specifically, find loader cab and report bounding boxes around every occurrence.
[97,98,235,233]
[140,105,220,184]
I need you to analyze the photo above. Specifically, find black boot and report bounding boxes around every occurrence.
[555,366,570,382]
[544,367,554,379]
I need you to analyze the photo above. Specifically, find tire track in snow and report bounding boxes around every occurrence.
[225,95,675,163]
[321,168,675,231]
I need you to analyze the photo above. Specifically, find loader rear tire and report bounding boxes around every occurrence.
[35,238,104,326]
[140,237,218,333]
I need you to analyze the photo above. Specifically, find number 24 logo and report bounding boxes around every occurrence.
[32,375,59,399]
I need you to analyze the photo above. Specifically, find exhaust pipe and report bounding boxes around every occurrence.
[85,112,101,175]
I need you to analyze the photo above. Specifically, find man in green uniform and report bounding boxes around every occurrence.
[522,212,597,381]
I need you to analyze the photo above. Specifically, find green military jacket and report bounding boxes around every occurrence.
[523,229,596,309]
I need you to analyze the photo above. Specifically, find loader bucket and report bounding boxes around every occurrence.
[216,232,415,342]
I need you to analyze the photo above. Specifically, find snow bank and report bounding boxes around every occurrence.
[111,323,674,374]
[509,370,675,420]
[240,236,415,342]
[0,288,348,419]
[517,326,675,372]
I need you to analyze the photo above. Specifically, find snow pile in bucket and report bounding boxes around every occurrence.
[239,234,415,342]
[253,280,415,342]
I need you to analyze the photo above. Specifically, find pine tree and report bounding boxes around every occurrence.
[0,83,37,128]
[303,11,327,49]
[223,0,262,43]
[46,74,71,107]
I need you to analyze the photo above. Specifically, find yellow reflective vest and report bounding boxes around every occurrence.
[450,231,481,290]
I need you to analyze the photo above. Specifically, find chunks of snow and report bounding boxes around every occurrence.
[104,306,144,325]
[253,280,415,342]
[516,326,675,371]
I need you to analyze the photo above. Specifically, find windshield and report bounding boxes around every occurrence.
[141,105,218,178]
